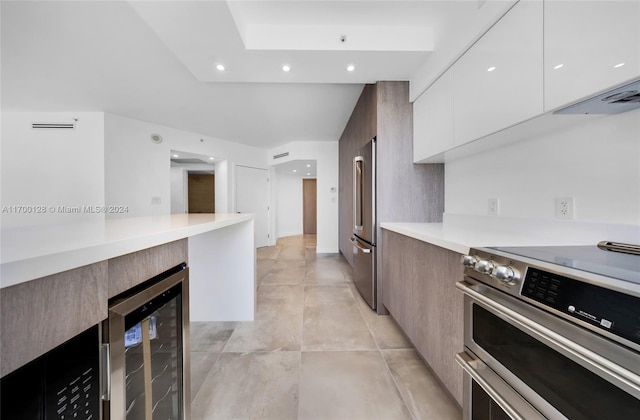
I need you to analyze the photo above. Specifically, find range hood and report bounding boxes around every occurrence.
[554,79,640,115]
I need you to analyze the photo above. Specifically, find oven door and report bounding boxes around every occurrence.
[456,280,640,420]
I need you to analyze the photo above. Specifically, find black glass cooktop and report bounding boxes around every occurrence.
[490,245,640,286]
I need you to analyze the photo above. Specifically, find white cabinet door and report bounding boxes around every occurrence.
[413,71,454,163]
[544,0,640,112]
[453,0,543,146]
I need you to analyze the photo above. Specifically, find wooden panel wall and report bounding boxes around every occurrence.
[108,239,188,298]
[382,229,464,406]
[338,84,377,266]
[0,262,108,377]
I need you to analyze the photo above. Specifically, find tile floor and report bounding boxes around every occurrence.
[190,234,462,420]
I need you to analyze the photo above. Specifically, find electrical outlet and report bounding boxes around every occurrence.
[555,197,574,219]
[488,198,500,215]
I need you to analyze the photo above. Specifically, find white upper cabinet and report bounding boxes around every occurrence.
[452,0,543,146]
[544,0,640,111]
[413,71,454,163]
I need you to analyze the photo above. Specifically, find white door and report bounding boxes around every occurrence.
[236,165,269,248]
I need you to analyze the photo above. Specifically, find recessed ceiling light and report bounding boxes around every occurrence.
[282,65,291,72]
[306,164,311,167]
[209,157,215,160]
[487,66,496,72]
[347,65,355,72]
[614,62,625,68]
[553,64,564,70]
[307,173,311,176]
[293,169,297,172]
[172,154,179,158]
[216,64,225,71]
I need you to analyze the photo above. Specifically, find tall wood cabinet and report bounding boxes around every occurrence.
[338,81,444,314]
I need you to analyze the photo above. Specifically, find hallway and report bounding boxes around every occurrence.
[190,235,461,419]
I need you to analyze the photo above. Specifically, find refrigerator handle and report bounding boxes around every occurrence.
[350,237,371,254]
[353,156,364,231]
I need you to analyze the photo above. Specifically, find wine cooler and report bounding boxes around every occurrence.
[104,263,190,419]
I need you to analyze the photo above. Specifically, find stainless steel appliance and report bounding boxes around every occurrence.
[1,326,102,420]
[105,263,190,419]
[350,137,377,309]
[457,243,640,420]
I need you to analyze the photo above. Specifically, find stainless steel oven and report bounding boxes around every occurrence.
[456,245,640,420]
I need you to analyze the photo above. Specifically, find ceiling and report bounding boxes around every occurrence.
[170,150,218,166]
[273,159,317,178]
[1,1,509,149]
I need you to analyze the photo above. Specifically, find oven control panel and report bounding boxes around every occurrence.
[522,267,640,347]
[461,252,526,293]
[463,249,640,350]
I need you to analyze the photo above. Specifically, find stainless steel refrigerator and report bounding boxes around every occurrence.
[350,137,376,309]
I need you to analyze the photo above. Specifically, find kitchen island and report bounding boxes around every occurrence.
[1,213,254,288]
[0,213,255,376]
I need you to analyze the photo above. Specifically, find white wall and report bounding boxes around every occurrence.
[445,110,640,225]
[170,166,187,214]
[215,160,229,214]
[105,114,268,218]
[1,112,105,227]
[275,172,303,238]
[269,141,339,253]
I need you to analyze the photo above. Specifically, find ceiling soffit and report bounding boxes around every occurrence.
[128,0,435,84]
[240,24,433,52]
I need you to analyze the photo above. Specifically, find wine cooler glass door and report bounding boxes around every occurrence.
[108,267,189,420]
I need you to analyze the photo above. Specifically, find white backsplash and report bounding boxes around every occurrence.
[445,110,640,226]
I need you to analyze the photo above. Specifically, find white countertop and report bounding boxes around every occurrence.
[1,213,254,288]
[381,214,640,255]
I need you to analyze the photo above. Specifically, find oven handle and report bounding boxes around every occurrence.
[456,352,544,420]
[456,281,640,396]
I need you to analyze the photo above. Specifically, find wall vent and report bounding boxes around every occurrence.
[273,152,289,160]
[32,122,76,130]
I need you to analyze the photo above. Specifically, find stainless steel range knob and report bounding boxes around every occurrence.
[476,260,495,275]
[493,265,520,284]
[461,255,479,268]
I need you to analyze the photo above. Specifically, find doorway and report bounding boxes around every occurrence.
[303,179,317,234]
[170,151,219,214]
[188,173,215,213]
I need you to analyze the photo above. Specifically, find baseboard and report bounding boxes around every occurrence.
[277,230,303,238]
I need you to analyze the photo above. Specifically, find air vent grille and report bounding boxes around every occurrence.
[32,122,76,130]
[273,152,289,160]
